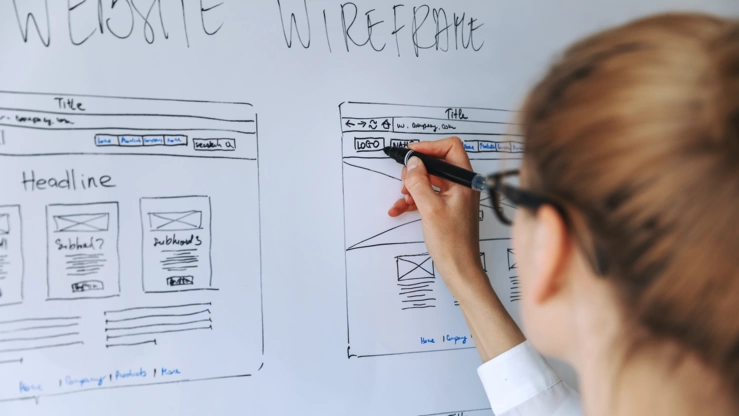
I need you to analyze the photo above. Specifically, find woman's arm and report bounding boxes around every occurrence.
[390,138,581,416]
[388,137,525,362]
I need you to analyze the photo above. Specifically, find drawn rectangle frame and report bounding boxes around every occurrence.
[45,202,121,300]
[0,90,266,404]
[341,101,521,359]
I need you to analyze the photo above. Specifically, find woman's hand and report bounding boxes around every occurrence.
[388,137,484,286]
[389,137,525,362]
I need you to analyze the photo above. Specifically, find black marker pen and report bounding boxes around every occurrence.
[384,146,487,192]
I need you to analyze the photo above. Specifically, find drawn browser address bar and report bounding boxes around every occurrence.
[0,91,257,158]
[0,107,254,134]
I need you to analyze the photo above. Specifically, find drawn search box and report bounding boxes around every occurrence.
[193,138,236,151]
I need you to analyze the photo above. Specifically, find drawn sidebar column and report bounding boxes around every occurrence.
[0,91,263,403]
[340,102,523,358]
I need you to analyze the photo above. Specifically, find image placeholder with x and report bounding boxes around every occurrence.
[396,254,435,281]
[148,211,203,231]
[54,213,110,232]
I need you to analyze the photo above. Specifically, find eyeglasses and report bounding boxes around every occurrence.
[484,170,565,226]
[486,169,607,276]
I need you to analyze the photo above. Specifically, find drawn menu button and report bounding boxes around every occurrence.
[95,135,119,146]
[165,135,188,146]
[496,142,512,153]
[463,141,479,152]
[143,135,165,146]
[119,136,143,146]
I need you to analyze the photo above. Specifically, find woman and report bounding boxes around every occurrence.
[388,13,739,416]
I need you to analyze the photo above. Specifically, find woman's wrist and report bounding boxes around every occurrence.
[453,268,526,362]
[441,262,492,298]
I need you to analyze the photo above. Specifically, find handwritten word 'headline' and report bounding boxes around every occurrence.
[8,0,484,57]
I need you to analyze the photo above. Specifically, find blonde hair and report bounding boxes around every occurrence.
[521,13,739,395]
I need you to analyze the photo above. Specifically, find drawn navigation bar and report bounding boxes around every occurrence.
[464,140,525,153]
[95,135,188,147]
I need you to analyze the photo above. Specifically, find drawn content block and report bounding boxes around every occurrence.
[141,197,212,292]
[46,203,120,299]
[341,102,524,358]
[0,91,263,404]
[0,206,23,306]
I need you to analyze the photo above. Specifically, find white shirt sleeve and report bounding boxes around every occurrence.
[477,341,582,416]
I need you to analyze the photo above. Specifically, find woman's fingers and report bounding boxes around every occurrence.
[408,137,472,170]
[403,157,442,217]
[388,197,418,217]
[391,139,470,218]
[401,161,447,195]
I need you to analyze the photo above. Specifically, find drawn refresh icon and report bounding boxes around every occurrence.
[396,253,435,281]
[53,213,109,232]
[0,214,9,235]
[148,211,202,231]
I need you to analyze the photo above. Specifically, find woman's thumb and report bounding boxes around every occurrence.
[404,157,440,214]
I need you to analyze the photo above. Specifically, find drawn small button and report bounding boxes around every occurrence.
[496,142,512,153]
[463,141,479,152]
[143,135,164,146]
[119,136,143,146]
[165,135,188,146]
[479,141,497,152]
[95,135,118,146]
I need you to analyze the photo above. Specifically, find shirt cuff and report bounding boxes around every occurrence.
[477,340,562,415]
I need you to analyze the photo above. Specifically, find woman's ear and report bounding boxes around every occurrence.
[529,205,571,304]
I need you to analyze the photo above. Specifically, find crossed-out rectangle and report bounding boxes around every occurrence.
[53,213,110,232]
[148,211,203,231]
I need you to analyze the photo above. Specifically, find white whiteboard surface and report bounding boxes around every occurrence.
[0,1,736,415]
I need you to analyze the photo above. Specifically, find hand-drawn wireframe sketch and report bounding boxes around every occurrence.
[418,408,493,416]
[46,202,120,300]
[341,102,523,358]
[140,196,213,293]
[0,205,24,306]
[0,91,263,404]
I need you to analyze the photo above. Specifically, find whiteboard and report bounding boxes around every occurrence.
[0,1,736,415]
